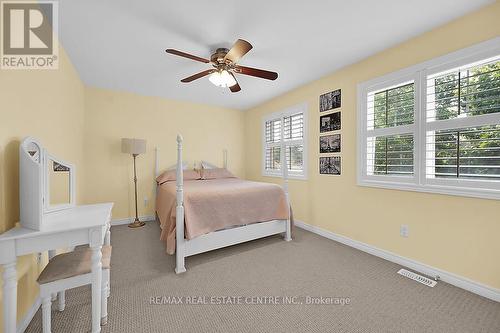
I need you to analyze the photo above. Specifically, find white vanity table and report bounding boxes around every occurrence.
[0,138,113,333]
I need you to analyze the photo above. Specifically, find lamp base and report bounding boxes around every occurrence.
[128,218,146,228]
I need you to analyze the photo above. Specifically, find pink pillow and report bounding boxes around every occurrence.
[201,168,235,180]
[156,169,200,185]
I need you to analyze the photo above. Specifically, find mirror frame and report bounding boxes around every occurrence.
[43,152,76,213]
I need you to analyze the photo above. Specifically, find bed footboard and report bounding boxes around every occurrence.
[173,134,291,274]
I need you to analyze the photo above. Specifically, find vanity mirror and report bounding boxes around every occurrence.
[20,137,76,230]
[45,155,75,211]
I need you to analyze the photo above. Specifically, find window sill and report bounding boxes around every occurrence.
[357,178,500,201]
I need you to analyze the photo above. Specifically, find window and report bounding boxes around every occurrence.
[358,38,500,199]
[263,104,308,179]
[425,58,500,182]
[368,134,414,176]
[366,81,416,178]
[427,125,500,180]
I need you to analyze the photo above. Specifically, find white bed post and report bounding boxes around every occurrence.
[223,149,228,169]
[175,135,186,274]
[154,147,160,222]
[281,118,292,242]
[155,147,159,179]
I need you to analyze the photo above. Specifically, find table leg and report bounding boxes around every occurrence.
[3,261,17,333]
[42,296,52,333]
[101,269,109,325]
[57,291,66,311]
[91,246,102,333]
[105,227,111,296]
[48,250,57,301]
[105,229,111,246]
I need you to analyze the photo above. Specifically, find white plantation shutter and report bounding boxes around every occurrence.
[367,134,414,176]
[264,117,281,171]
[425,57,500,181]
[365,81,416,177]
[283,113,304,140]
[283,112,304,172]
[263,105,308,178]
[265,118,281,143]
[264,118,282,171]
[426,126,500,180]
[358,39,500,199]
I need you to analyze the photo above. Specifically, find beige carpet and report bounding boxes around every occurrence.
[26,222,500,333]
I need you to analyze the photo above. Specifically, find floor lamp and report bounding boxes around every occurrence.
[121,138,147,228]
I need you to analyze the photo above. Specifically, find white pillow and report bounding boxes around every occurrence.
[201,160,218,169]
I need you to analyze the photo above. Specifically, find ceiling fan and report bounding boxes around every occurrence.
[165,39,278,93]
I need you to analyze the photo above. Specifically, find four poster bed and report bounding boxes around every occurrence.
[155,135,292,274]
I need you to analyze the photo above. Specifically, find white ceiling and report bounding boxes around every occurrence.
[59,0,493,110]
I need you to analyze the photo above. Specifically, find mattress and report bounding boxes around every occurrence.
[155,177,289,254]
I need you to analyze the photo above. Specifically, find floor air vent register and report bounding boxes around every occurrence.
[397,269,437,287]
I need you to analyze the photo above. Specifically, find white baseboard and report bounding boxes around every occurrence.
[17,297,40,333]
[111,215,156,226]
[294,220,500,303]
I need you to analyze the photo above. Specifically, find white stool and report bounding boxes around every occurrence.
[37,246,112,333]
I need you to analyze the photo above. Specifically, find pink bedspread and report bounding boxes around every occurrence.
[156,178,289,254]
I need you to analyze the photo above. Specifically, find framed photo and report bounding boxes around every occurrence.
[320,156,341,175]
[320,112,341,133]
[319,89,341,112]
[320,134,341,153]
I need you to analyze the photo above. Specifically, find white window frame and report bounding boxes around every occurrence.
[262,103,308,180]
[357,37,500,200]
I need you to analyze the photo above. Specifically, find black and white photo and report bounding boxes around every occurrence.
[319,89,341,112]
[320,134,341,153]
[320,156,341,175]
[320,112,341,132]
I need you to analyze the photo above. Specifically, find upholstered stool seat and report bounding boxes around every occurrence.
[38,246,112,333]
[38,246,111,284]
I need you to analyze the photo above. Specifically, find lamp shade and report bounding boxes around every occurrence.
[121,138,146,155]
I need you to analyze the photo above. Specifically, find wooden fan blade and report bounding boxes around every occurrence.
[166,49,210,63]
[224,39,253,64]
[181,69,216,83]
[229,73,241,93]
[230,83,241,93]
[234,65,278,80]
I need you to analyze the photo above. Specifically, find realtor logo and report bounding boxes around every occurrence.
[1,1,58,69]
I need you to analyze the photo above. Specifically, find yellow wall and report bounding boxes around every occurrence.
[0,63,244,331]
[0,46,244,331]
[244,2,500,289]
[82,87,245,220]
[0,46,85,329]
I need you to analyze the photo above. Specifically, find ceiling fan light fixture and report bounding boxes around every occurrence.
[209,70,237,88]
[166,39,278,93]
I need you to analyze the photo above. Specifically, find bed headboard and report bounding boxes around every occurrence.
[154,142,228,178]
